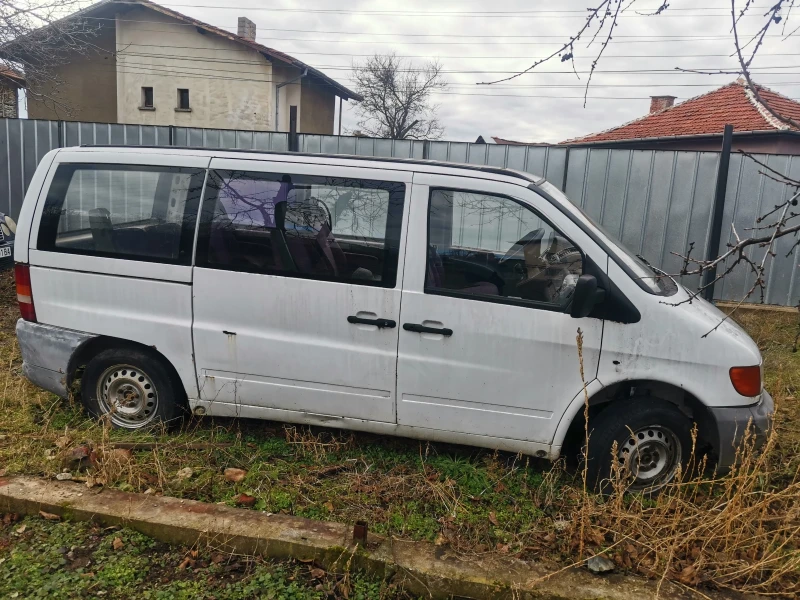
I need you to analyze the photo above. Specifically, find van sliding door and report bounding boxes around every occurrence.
[191,159,411,423]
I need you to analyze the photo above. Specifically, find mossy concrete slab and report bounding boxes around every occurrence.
[0,476,728,599]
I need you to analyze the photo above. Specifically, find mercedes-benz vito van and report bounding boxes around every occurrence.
[14,146,773,492]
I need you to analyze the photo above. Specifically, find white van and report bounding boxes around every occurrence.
[14,146,772,492]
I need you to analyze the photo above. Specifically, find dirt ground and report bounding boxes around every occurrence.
[0,269,798,596]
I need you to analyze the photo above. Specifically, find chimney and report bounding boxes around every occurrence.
[237,17,256,41]
[649,95,676,114]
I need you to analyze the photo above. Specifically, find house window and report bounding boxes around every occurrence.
[177,88,190,110]
[141,87,154,109]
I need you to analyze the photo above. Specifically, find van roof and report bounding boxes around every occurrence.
[76,145,544,186]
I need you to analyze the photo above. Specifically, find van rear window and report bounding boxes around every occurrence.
[37,164,205,264]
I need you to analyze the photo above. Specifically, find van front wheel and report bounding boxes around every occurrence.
[81,348,184,430]
[585,399,692,495]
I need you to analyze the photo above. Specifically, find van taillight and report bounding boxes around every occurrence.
[14,263,36,322]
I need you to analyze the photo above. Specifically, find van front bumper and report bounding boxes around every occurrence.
[709,390,774,470]
[16,319,95,398]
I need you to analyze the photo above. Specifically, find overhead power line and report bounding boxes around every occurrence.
[84,12,769,25]
[112,56,800,75]
[101,60,800,93]
[130,2,775,18]
[72,62,800,101]
[114,43,800,60]
[81,17,789,37]
[115,49,800,70]
[152,3,777,13]
[96,53,800,89]
[111,27,795,45]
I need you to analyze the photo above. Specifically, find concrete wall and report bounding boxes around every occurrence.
[26,23,117,122]
[300,79,335,135]
[272,64,303,133]
[115,7,273,130]
[272,67,335,134]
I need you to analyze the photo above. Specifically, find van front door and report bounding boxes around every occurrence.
[397,174,605,446]
[191,159,409,423]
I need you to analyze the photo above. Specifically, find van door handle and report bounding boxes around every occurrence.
[403,323,453,337]
[347,315,396,329]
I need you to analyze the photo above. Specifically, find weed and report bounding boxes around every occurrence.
[0,270,798,595]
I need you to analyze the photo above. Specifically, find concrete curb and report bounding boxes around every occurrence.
[715,301,798,314]
[0,476,717,599]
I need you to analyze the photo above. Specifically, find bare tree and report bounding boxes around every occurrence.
[351,53,448,140]
[0,0,100,114]
[482,0,800,325]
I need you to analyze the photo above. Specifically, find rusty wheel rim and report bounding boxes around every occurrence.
[97,364,158,428]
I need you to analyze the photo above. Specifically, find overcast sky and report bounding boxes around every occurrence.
[36,0,800,142]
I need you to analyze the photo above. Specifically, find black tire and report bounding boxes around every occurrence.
[80,347,186,430]
[585,398,692,495]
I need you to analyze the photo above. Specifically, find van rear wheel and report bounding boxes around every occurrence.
[585,398,692,495]
[81,348,185,430]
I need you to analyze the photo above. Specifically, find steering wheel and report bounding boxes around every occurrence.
[543,245,581,268]
[499,228,545,265]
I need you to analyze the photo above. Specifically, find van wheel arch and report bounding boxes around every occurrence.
[560,380,717,465]
[67,336,186,407]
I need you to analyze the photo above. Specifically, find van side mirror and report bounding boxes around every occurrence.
[570,274,605,318]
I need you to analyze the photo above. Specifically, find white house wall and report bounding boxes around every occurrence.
[272,64,303,133]
[115,7,273,130]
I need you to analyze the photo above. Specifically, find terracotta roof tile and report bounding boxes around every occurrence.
[0,66,23,85]
[563,80,800,144]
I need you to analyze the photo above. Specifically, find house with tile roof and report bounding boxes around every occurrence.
[562,80,800,155]
[2,0,360,133]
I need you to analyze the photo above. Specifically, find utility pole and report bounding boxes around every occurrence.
[701,123,734,301]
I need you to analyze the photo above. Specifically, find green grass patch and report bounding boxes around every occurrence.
[0,515,415,599]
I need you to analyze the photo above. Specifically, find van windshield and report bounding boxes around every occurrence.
[536,181,678,296]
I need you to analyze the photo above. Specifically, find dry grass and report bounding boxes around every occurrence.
[0,269,798,596]
[568,424,800,595]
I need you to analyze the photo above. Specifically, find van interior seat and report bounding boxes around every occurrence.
[88,208,116,253]
[426,246,499,296]
[280,199,348,277]
[88,207,182,259]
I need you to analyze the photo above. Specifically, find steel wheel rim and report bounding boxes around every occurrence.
[617,425,681,492]
[96,364,158,428]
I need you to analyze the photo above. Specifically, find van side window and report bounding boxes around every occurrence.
[195,170,405,287]
[426,188,583,309]
[37,164,205,264]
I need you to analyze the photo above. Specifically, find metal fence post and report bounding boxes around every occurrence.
[561,146,571,192]
[701,123,734,301]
